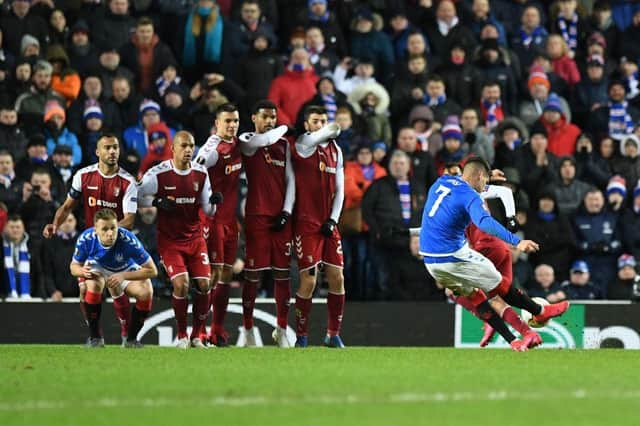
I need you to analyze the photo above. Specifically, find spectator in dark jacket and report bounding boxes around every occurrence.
[573,54,608,129]
[67,20,100,78]
[0,150,23,214]
[349,8,395,86]
[610,135,640,196]
[96,42,135,100]
[493,117,528,170]
[0,0,48,57]
[42,212,79,300]
[362,150,427,298]
[473,38,518,116]
[554,156,591,216]
[389,235,445,301]
[620,182,640,260]
[619,9,640,65]
[67,74,122,138]
[120,17,177,97]
[395,127,438,188]
[561,260,603,299]
[573,188,622,294]
[589,80,640,142]
[91,0,136,52]
[509,5,548,70]
[296,0,346,57]
[515,122,559,198]
[574,133,613,191]
[305,25,338,78]
[524,189,576,280]
[0,106,28,164]
[390,55,430,127]
[418,74,462,126]
[111,76,142,129]
[435,40,480,109]
[526,263,566,302]
[608,254,640,299]
[226,0,277,72]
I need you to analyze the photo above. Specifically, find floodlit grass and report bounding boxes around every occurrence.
[0,346,638,425]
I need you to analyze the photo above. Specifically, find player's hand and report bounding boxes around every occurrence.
[152,196,177,211]
[516,239,539,253]
[271,211,290,231]
[489,169,506,183]
[42,223,56,238]
[106,273,125,289]
[320,219,337,237]
[506,216,519,232]
[210,191,224,205]
[80,265,97,280]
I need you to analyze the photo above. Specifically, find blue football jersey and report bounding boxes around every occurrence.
[73,228,151,272]
[419,175,519,256]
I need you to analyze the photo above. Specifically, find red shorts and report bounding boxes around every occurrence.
[204,220,238,267]
[245,215,292,271]
[159,237,211,281]
[294,225,343,271]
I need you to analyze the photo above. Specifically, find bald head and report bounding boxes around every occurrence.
[173,130,195,146]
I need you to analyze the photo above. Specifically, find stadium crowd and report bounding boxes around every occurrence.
[0,0,639,303]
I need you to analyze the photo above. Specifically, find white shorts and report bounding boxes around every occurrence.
[87,262,141,293]
[422,244,501,296]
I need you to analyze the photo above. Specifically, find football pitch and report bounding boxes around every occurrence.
[0,346,638,426]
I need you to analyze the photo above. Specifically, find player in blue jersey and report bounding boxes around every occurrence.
[70,209,157,348]
[419,157,568,351]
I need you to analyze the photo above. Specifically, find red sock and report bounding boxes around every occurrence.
[211,283,230,334]
[453,294,479,317]
[85,290,103,338]
[190,290,211,340]
[295,294,312,336]
[242,280,258,329]
[274,278,291,329]
[171,294,188,339]
[327,292,345,337]
[502,306,532,335]
[112,294,131,337]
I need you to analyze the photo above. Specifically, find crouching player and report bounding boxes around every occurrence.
[70,208,157,348]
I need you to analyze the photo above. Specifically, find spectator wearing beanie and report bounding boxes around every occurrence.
[519,66,571,127]
[435,122,468,175]
[80,104,105,165]
[473,38,518,116]
[515,121,559,197]
[123,99,175,159]
[20,34,40,60]
[610,135,640,195]
[43,100,81,166]
[538,93,581,157]
[161,82,191,131]
[46,44,81,106]
[620,181,640,260]
[607,254,640,300]
[138,122,173,177]
[554,156,591,216]
[605,175,627,213]
[493,117,528,170]
[67,20,100,78]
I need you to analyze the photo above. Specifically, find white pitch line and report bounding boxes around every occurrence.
[0,390,639,411]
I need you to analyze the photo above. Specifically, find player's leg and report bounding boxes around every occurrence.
[84,277,106,347]
[78,278,88,329]
[270,217,293,347]
[186,237,212,347]
[123,279,153,347]
[208,223,234,346]
[108,284,131,346]
[241,217,269,347]
[294,232,322,347]
[162,246,191,347]
[323,234,346,348]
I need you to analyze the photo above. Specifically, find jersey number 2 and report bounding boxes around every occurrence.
[428,185,451,217]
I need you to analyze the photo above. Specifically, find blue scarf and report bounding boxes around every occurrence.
[156,76,182,98]
[538,211,556,222]
[397,180,412,225]
[519,26,547,48]
[3,235,30,297]
[309,10,329,23]
[557,12,578,54]
[322,94,337,121]
[608,101,634,138]
[423,94,446,107]
[183,7,224,67]
[361,164,374,182]
[483,99,502,130]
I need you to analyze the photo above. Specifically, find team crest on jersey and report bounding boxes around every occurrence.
[193,182,199,191]
[113,186,120,197]
[115,253,124,263]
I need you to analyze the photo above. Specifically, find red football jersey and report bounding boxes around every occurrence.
[196,135,241,224]
[292,140,340,227]
[466,223,508,252]
[69,163,137,228]
[242,138,288,217]
[138,160,211,243]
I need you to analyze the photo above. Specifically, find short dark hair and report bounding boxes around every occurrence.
[252,100,277,115]
[94,208,117,224]
[427,74,445,85]
[0,149,13,159]
[7,214,22,223]
[463,156,491,175]
[482,80,501,89]
[304,105,327,121]
[215,103,238,117]
[31,167,51,178]
[97,133,120,147]
[137,16,154,28]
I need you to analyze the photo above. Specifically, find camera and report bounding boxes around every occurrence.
[32,185,40,193]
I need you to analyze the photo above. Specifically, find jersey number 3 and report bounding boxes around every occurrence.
[428,185,451,217]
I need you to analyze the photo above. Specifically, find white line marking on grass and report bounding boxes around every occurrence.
[1,390,639,411]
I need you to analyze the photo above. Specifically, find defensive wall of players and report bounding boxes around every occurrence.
[1,300,639,349]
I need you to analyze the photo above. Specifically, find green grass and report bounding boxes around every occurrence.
[1,346,638,425]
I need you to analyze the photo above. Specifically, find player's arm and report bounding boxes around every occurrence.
[239,125,288,156]
[283,143,295,213]
[69,236,96,279]
[119,180,139,230]
[194,136,220,167]
[44,196,79,237]
[200,171,217,216]
[320,148,344,237]
[136,170,158,208]
[481,184,518,231]
[295,123,341,157]
[468,195,520,246]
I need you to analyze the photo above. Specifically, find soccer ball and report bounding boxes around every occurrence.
[520,297,550,328]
